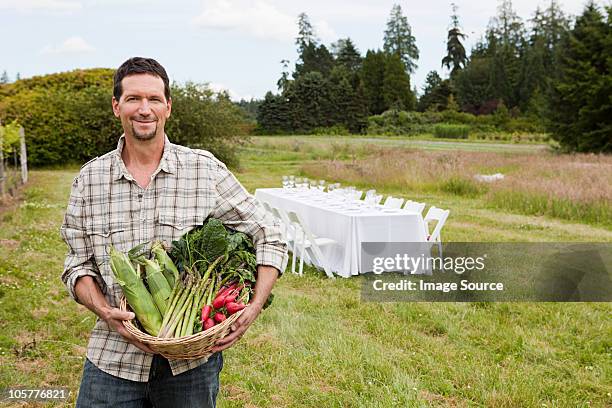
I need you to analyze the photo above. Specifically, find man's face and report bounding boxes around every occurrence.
[112,74,171,141]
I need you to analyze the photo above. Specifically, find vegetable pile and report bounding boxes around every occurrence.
[110,219,271,337]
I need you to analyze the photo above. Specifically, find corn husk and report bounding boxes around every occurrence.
[151,241,179,287]
[109,246,162,336]
[142,258,172,316]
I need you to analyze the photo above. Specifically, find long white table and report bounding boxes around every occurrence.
[255,188,428,278]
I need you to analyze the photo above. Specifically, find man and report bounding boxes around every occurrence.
[60,57,287,407]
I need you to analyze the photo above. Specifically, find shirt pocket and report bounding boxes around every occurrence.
[157,211,206,247]
[86,216,129,299]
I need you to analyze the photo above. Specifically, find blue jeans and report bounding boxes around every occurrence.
[76,353,223,408]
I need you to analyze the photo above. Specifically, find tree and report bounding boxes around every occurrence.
[441,3,468,78]
[361,50,387,114]
[383,4,419,74]
[546,3,611,152]
[294,43,335,78]
[418,71,453,111]
[289,71,332,132]
[277,59,291,92]
[382,53,415,110]
[332,38,362,72]
[0,71,9,84]
[257,91,291,134]
[295,12,317,55]
[328,66,368,133]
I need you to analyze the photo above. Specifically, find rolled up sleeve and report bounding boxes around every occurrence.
[211,162,288,275]
[60,176,104,303]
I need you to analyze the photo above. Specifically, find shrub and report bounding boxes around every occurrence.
[0,70,248,167]
[433,124,470,139]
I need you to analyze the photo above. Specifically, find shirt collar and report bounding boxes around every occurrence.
[112,134,176,182]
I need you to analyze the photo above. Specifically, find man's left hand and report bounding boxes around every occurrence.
[211,302,262,352]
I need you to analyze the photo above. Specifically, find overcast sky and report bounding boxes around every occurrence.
[0,0,599,100]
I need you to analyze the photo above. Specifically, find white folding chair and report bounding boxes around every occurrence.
[403,200,426,214]
[424,206,450,256]
[270,206,296,252]
[364,189,377,199]
[286,210,337,278]
[383,196,404,209]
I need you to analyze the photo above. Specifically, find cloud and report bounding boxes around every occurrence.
[0,0,82,12]
[193,0,336,43]
[207,82,254,101]
[41,36,95,55]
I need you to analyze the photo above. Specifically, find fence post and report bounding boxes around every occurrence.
[19,126,28,184]
[0,120,4,197]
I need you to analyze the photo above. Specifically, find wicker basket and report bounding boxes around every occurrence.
[120,297,244,360]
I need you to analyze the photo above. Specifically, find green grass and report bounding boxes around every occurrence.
[0,137,611,407]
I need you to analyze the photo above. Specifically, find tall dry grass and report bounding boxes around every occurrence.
[302,149,612,226]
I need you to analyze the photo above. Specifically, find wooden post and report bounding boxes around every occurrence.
[19,126,27,184]
[0,121,4,197]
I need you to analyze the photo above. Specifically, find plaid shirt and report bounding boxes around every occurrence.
[60,135,288,382]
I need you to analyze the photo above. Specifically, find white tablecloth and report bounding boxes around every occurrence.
[255,188,428,278]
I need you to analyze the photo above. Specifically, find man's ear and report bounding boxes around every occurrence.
[112,97,120,118]
[166,97,172,118]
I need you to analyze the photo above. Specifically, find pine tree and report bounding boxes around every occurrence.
[441,3,468,78]
[382,53,415,110]
[547,3,611,152]
[277,59,291,92]
[332,38,362,72]
[0,70,9,84]
[294,43,334,78]
[418,71,453,112]
[296,12,317,55]
[361,50,387,114]
[383,4,419,74]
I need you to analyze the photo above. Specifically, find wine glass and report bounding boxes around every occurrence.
[318,180,326,192]
[282,175,289,189]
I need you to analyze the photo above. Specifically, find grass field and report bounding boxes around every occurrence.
[0,135,610,407]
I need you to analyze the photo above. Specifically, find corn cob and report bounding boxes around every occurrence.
[151,241,180,287]
[109,246,162,336]
[141,258,172,316]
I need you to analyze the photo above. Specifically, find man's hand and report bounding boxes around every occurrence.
[211,264,279,352]
[211,303,262,352]
[101,307,156,354]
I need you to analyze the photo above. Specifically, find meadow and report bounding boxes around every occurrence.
[0,135,610,407]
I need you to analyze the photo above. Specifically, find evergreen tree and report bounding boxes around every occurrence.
[294,43,335,78]
[487,0,526,108]
[455,56,496,114]
[383,4,419,74]
[0,70,9,84]
[441,3,468,78]
[277,59,291,92]
[361,50,387,114]
[296,12,317,54]
[382,53,415,110]
[257,92,291,134]
[332,38,362,72]
[290,71,332,132]
[418,71,452,111]
[329,66,368,132]
[547,3,611,152]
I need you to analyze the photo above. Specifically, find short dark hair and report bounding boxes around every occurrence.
[113,57,171,101]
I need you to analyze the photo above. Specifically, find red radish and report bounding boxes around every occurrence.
[203,318,215,330]
[212,294,227,309]
[222,284,244,306]
[226,302,246,315]
[213,312,226,323]
[201,305,212,323]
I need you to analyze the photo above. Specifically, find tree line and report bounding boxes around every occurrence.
[256,1,611,153]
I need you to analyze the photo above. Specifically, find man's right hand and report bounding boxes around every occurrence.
[101,307,156,354]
